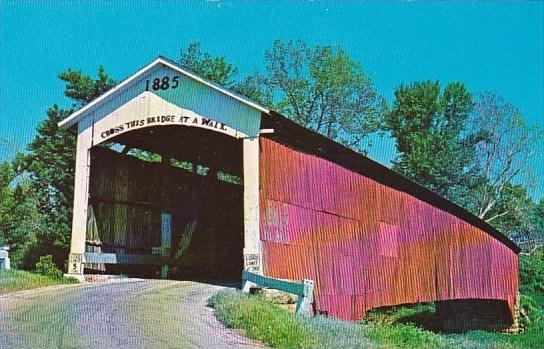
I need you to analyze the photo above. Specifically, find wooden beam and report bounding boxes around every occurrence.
[89,195,161,209]
[84,252,163,265]
[241,270,315,315]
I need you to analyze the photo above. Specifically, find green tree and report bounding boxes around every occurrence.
[179,42,239,87]
[385,81,477,199]
[12,106,76,267]
[0,162,16,247]
[507,197,544,245]
[231,74,273,108]
[468,92,543,224]
[0,162,39,267]
[520,246,544,294]
[478,182,534,235]
[60,66,116,107]
[531,200,544,235]
[179,42,273,108]
[257,40,386,153]
[14,67,115,268]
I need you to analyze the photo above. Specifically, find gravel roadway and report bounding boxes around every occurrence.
[0,278,267,349]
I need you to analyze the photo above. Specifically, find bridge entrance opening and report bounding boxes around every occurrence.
[85,125,244,283]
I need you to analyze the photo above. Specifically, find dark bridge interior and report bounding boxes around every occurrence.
[86,126,244,282]
[367,298,513,333]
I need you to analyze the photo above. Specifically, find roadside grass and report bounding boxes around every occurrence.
[0,269,78,294]
[209,289,544,349]
[209,289,317,348]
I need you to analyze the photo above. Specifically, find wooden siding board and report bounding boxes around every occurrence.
[259,137,519,321]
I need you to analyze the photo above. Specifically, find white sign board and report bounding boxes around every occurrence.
[92,91,245,146]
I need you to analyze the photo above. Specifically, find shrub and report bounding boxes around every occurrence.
[364,322,442,349]
[519,294,544,332]
[34,255,63,279]
[519,246,544,294]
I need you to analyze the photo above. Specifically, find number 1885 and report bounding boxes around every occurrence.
[146,76,179,91]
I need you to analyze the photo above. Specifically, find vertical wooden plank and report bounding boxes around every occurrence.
[161,212,172,279]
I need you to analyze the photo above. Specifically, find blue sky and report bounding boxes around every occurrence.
[1,1,543,199]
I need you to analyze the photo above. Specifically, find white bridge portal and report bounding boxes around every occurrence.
[60,57,266,280]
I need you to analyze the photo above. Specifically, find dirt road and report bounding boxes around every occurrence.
[0,279,266,349]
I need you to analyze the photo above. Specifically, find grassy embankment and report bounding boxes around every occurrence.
[209,289,544,349]
[0,269,78,294]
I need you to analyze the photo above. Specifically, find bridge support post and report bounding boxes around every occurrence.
[65,118,93,281]
[243,137,262,274]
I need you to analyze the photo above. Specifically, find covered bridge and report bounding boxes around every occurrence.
[60,57,519,325]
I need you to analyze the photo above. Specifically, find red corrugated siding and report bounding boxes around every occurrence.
[259,138,518,321]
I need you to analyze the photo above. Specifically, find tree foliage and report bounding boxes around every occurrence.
[0,162,17,249]
[531,200,544,234]
[59,66,116,107]
[231,75,274,108]
[0,162,15,243]
[258,40,386,153]
[468,93,543,224]
[179,42,239,87]
[520,246,544,294]
[10,68,115,268]
[385,81,477,199]
[505,197,544,245]
[478,183,534,234]
[11,106,76,267]
[0,162,40,267]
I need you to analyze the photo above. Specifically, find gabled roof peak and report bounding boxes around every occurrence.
[58,56,269,129]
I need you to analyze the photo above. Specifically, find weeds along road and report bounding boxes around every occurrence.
[0,279,267,349]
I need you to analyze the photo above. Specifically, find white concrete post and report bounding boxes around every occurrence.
[66,118,93,280]
[243,137,262,274]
